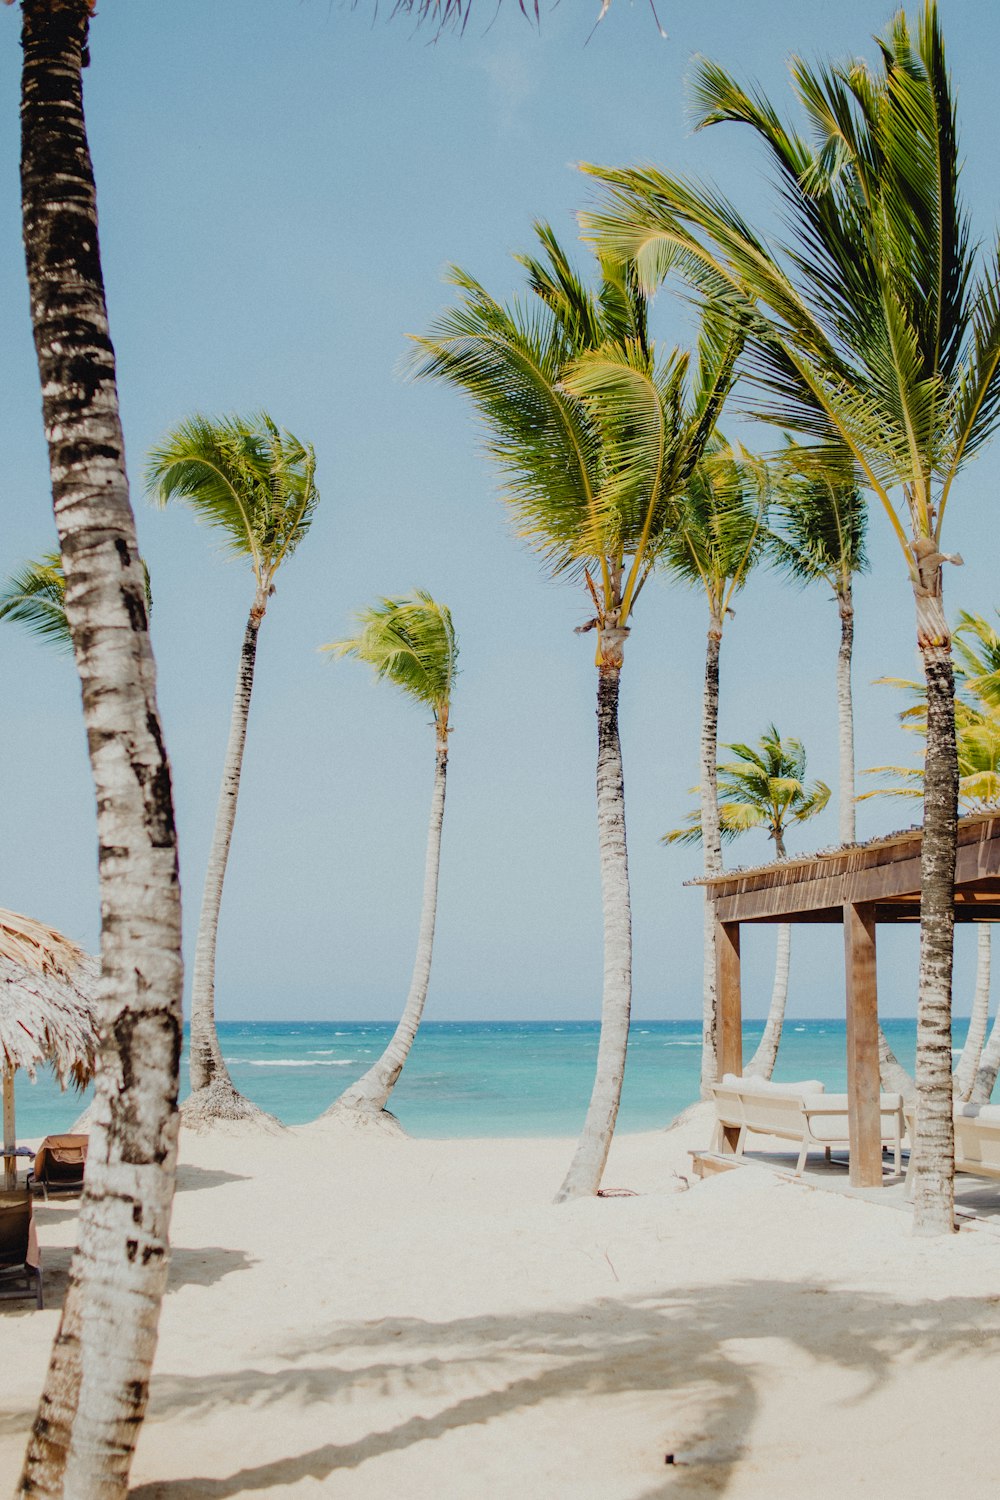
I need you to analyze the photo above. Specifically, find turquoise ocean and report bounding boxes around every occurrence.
[8,1017,974,1141]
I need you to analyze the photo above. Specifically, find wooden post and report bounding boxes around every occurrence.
[844,903,883,1188]
[716,919,742,1150]
[2,1066,15,1191]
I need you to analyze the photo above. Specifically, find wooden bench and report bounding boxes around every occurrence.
[712,1075,904,1176]
[905,1104,1000,1192]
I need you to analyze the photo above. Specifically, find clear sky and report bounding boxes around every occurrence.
[0,0,997,1023]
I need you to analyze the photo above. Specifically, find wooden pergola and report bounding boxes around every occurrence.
[698,811,1000,1189]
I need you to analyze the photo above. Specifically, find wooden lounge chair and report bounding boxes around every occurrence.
[27,1134,87,1199]
[0,1188,43,1308]
[712,1074,904,1175]
[904,1103,1000,1193]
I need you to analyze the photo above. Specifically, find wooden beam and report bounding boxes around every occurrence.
[843,904,883,1189]
[2,1066,15,1192]
[716,920,742,1151]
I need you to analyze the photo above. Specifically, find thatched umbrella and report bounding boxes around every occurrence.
[0,908,99,1188]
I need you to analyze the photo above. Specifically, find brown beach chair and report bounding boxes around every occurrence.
[0,1189,43,1308]
[27,1134,88,1199]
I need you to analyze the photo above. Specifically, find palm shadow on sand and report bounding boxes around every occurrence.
[128,1277,1000,1497]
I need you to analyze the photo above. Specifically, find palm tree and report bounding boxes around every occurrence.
[666,725,830,1078]
[321,593,458,1127]
[584,3,1000,1234]
[410,226,740,1200]
[661,442,769,1094]
[14,6,183,1496]
[146,413,319,1124]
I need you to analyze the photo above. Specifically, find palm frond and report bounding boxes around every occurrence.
[146,412,319,585]
[324,590,458,729]
[0,552,71,651]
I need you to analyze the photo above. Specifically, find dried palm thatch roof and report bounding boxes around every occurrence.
[0,908,98,1086]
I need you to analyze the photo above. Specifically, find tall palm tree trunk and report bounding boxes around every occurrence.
[698,618,723,1096]
[745,828,789,1079]
[955,924,992,1102]
[556,634,632,1202]
[972,958,1000,1102]
[837,582,913,1097]
[17,7,183,1496]
[187,600,265,1114]
[912,582,959,1236]
[326,739,449,1122]
[745,922,791,1080]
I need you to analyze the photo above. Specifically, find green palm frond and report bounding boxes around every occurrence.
[324,591,458,733]
[663,724,829,849]
[953,610,1000,708]
[409,226,739,625]
[146,412,319,587]
[766,439,867,591]
[0,552,71,651]
[583,4,1000,562]
[663,439,770,608]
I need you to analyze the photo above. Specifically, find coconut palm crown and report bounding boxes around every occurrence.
[666,725,830,858]
[0,551,153,655]
[145,412,317,607]
[325,591,458,743]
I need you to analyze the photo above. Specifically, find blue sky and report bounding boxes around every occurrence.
[0,0,997,1023]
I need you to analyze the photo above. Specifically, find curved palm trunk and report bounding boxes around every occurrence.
[745,924,791,1080]
[326,739,448,1121]
[699,619,724,1096]
[17,8,183,1495]
[556,642,631,1202]
[837,581,914,1097]
[911,583,958,1236]
[955,924,992,1101]
[972,965,1000,1103]
[185,600,272,1123]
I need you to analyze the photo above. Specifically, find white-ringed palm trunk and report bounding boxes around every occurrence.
[745,828,789,1080]
[745,922,791,1080]
[699,617,724,1097]
[185,597,274,1124]
[972,949,1000,1103]
[911,577,958,1236]
[17,6,183,1494]
[836,581,913,1098]
[955,923,992,1102]
[556,628,631,1202]
[325,737,448,1122]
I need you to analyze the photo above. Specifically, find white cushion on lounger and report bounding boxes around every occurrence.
[955,1102,1000,1123]
[721,1073,825,1096]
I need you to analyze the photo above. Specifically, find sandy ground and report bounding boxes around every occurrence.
[2,1104,1000,1499]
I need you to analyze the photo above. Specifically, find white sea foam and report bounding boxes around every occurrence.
[244,1058,355,1068]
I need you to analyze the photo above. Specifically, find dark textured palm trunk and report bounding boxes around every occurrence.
[699,621,723,1097]
[911,585,958,1236]
[837,582,913,1097]
[17,6,183,1495]
[326,740,448,1120]
[188,606,262,1100]
[556,647,631,1202]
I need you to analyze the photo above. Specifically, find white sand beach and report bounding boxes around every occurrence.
[3,1106,1000,1499]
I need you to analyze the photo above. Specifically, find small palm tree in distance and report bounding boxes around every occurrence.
[321,591,458,1127]
[666,726,829,1079]
[146,412,319,1126]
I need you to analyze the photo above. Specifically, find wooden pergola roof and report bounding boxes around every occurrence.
[692,811,1000,925]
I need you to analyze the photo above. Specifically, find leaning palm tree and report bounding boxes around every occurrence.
[584,3,1000,1234]
[662,442,769,1094]
[322,593,458,1127]
[146,413,319,1125]
[410,226,740,1200]
[13,7,183,1496]
[666,726,830,1078]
